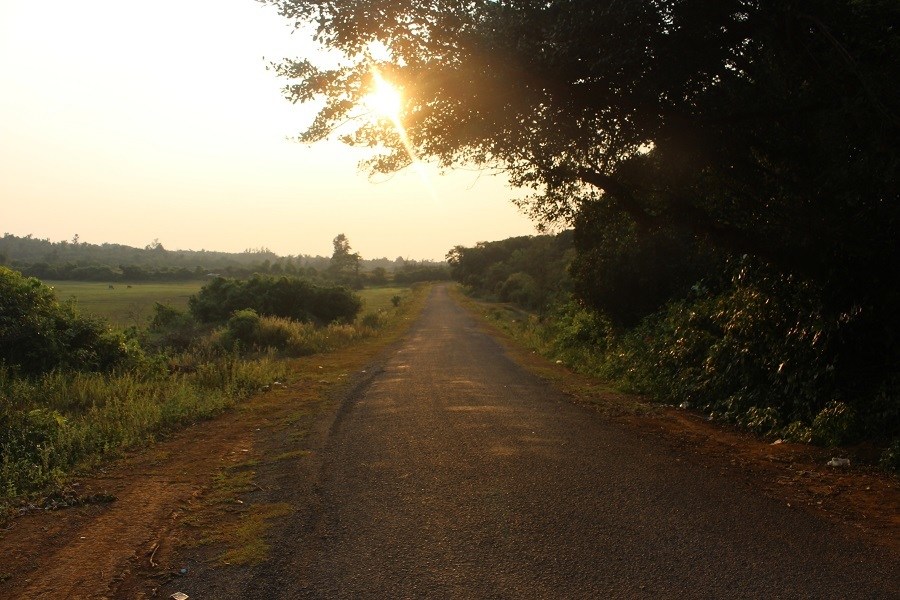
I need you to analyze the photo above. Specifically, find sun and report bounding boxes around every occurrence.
[365,73,403,122]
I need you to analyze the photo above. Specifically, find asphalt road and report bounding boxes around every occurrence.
[231,285,898,599]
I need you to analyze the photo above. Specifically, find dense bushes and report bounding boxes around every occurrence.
[188,275,361,325]
[447,233,574,311]
[457,235,899,467]
[393,265,451,284]
[0,267,134,375]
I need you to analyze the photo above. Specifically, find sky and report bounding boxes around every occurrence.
[0,0,536,261]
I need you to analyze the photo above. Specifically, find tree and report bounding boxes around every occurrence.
[268,0,900,387]
[266,0,897,284]
[0,267,130,375]
[329,233,361,285]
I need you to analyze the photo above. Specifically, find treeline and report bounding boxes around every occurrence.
[449,233,899,471]
[447,232,574,312]
[0,233,448,283]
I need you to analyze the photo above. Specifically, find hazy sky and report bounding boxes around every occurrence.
[0,0,536,261]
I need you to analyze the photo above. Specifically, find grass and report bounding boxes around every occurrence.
[0,353,289,506]
[45,280,203,328]
[356,286,407,314]
[45,281,407,329]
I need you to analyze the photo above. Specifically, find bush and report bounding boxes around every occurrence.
[226,309,261,348]
[810,401,855,447]
[0,266,132,375]
[189,275,361,325]
[879,439,900,473]
[145,303,205,352]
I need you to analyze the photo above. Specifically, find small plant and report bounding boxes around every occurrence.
[810,400,856,447]
[226,309,261,347]
[879,439,900,473]
[361,312,382,329]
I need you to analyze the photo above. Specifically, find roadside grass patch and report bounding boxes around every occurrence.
[0,355,287,509]
[272,450,311,461]
[451,286,653,417]
[218,502,294,566]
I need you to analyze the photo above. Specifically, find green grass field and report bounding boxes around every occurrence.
[46,281,204,328]
[46,281,410,328]
[357,286,408,314]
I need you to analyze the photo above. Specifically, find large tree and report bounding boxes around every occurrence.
[267,1,898,318]
[268,0,896,272]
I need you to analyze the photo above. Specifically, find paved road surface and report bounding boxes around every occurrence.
[225,285,898,598]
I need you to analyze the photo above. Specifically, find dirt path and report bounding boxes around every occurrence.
[1,284,897,598]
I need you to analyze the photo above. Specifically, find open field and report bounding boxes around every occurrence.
[357,286,407,314]
[46,281,411,328]
[45,281,204,328]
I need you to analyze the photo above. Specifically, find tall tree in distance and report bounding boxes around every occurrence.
[329,233,361,287]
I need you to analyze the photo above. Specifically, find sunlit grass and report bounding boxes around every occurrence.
[45,280,203,328]
[357,286,408,314]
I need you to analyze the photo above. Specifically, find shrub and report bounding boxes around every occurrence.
[189,275,361,325]
[145,303,204,352]
[0,266,132,375]
[810,401,855,447]
[361,312,383,329]
[226,309,261,348]
[879,439,900,473]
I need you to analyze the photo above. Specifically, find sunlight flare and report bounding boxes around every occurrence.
[365,68,438,203]
[366,72,403,122]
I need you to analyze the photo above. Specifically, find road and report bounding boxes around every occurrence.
[188,284,898,599]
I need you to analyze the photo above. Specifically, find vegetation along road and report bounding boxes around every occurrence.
[158,285,896,599]
[2,284,896,598]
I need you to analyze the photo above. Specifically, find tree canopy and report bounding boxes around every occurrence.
[268,0,900,402]
[268,0,897,286]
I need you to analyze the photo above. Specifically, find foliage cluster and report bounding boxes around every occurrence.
[447,232,574,312]
[188,274,362,325]
[392,265,451,284]
[0,267,136,376]
[455,239,899,468]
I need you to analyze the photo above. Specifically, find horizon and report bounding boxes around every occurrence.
[1,230,464,263]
